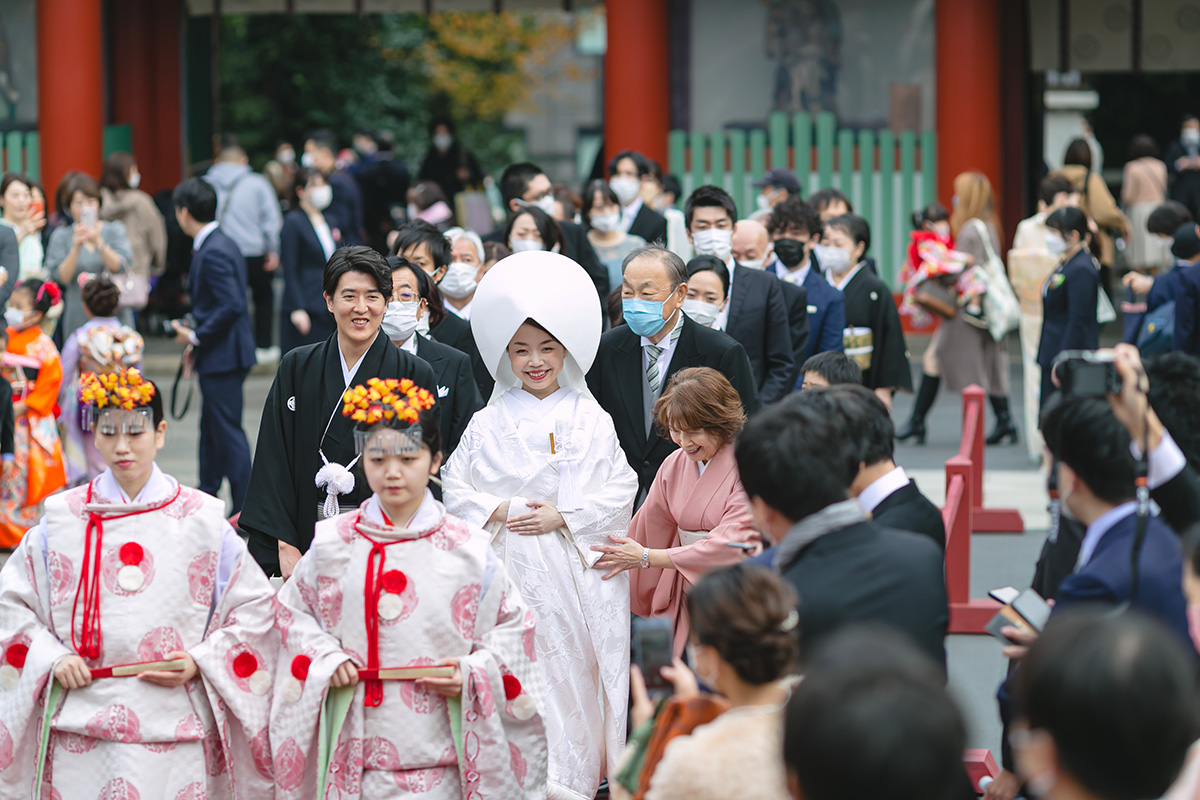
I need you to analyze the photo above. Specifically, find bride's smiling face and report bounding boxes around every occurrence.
[507,321,566,400]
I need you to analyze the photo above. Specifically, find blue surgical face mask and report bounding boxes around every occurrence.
[622,298,670,338]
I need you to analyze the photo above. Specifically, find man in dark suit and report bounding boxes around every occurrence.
[738,390,948,671]
[608,150,668,244]
[305,129,364,245]
[483,162,609,300]
[171,178,256,513]
[766,199,845,376]
[586,245,759,501]
[733,218,809,393]
[822,384,945,549]
[685,186,794,405]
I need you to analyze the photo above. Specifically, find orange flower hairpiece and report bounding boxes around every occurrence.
[79,368,155,411]
[341,377,436,428]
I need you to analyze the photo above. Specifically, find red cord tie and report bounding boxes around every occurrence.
[358,513,408,708]
[71,481,182,661]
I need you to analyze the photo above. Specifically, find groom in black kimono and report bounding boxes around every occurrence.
[240,246,436,576]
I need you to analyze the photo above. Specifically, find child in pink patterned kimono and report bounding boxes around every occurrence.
[0,368,278,799]
[270,378,547,799]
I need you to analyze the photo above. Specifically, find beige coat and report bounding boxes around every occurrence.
[100,188,167,279]
[1122,156,1168,206]
[1057,164,1130,266]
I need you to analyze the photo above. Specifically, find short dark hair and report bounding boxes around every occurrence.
[661,174,682,200]
[504,206,563,254]
[391,221,452,269]
[1148,201,1194,237]
[1146,352,1200,471]
[624,245,688,289]
[498,162,545,207]
[1063,138,1093,170]
[767,198,822,238]
[735,391,860,523]
[386,255,447,329]
[608,149,650,178]
[580,179,619,230]
[1127,134,1159,160]
[785,626,966,800]
[323,245,392,298]
[1014,609,1200,800]
[801,351,862,387]
[684,185,737,230]
[81,274,121,318]
[101,152,136,193]
[825,213,871,252]
[172,177,218,224]
[483,241,510,264]
[687,565,798,685]
[429,117,456,136]
[685,255,730,298]
[15,278,59,315]
[1040,394,1136,505]
[809,187,852,214]
[1172,222,1200,260]
[290,166,324,209]
[1045,206,1091,243]
[910,202,949,230]
[1039,174,1076,207]
[820,384,894,466]
[305,129,338,154]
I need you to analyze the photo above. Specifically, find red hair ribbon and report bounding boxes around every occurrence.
[36,281,62,306]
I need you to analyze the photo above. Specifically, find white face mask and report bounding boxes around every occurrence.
[300,152,315,168]
[4,307,26,329]
[755,193,773,212]
[682,298,722,327]
[439,262,478,299]
[128,172,141,190]
[590,210,621,234]
[433,132,454,151]
[307,184,333,211]
[1183,128,1200,146]
[933,222,951,238]
[511,238,543,253]
[814,243,854,276]
[692,228,733,262]
[523,194,556,216]
[738,249,771,271]
[277,149,296,166]
[407,203,420,220]
[416,312,430,337]
[1044,231,1068,255]
[381,300,420,343]
[609,176,641,206]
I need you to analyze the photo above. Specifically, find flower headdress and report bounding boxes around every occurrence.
[343,377,437,454]
[79,367,156,434]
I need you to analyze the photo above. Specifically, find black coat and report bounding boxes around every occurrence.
[240,332,436,574]
[777,520,949,672]
[586,314,759,495]
[484,220,609,301]
[778,279,810,393]
[326,170,364,246]
[431,311,494,400]
[724,265,796,405]
[628,204,667,245]
[1036,249,1100,369]
[870,480,946,551]
[414,334,483,457]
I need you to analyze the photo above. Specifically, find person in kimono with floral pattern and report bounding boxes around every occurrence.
[0,368,278,799]
[442,251,639,800]
[270,376,547,799]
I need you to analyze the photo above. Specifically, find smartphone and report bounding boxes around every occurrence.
[631,617,674,693]
[988,586,1020,605]
[79,206,98,229]
[28,199,43,219]
[726,541,756,551]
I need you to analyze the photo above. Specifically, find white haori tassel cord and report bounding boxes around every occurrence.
[553,420,583,513]
[316,450,360,520]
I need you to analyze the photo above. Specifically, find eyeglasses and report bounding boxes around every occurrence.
[394,292,419,303]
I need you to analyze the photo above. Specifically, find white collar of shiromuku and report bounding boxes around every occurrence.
[94,463,176,504]
[360,489,443,536]
[501,385,574,424]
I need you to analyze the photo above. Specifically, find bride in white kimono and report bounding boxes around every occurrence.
[442,251,638,800]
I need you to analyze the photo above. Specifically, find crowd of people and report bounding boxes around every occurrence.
[1,116,1200,799]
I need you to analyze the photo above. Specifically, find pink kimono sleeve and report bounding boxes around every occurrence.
[627,464,682,618]
[665,477,760,586]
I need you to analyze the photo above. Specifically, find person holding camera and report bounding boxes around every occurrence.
[170,178,255,514]
[1036,207,1101,413]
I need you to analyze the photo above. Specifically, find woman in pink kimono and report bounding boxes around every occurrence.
[270,378,547,799]
[0,368,278,800]
[592,367,760,658]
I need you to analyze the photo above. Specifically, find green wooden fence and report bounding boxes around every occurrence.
[668,111,937,288]
[0,124,135,185]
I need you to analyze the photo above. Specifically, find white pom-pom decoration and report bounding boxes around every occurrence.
[117,566,144,592]
[315,462,356,520]
[282,677,303,704]
[0,665,18,690]
[378,594,404,621]
[512,694,537,721]
[248,670,272,696]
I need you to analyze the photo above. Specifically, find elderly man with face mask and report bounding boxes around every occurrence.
[733,218,809,392]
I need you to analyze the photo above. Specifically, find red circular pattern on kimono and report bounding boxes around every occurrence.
[5,643,27,668]
[119,543,143,566]
[290,655,311,681]
[232,652,258,678]
[502,674,522,701]
[381,570,407,594]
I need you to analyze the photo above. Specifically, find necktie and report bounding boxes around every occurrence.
[646,344,664,394]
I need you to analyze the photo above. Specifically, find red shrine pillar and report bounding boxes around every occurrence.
[935,0,1003,206]
[604,0,670,169]
[37,0,104,207]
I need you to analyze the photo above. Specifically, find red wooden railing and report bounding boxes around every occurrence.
[942,385,1025,634]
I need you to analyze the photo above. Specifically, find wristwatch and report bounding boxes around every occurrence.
[641,548,650,568]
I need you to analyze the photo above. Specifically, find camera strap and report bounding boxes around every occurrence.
[170,353,194,421]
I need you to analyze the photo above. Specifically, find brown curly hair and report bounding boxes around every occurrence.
[654,367,746,444]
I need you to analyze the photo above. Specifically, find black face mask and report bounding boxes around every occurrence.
[773,237,807,269]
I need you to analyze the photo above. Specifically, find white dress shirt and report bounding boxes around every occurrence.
[858,466,910,514]
[620,197,644,234]
[192,221,220,251]
[774,257,811,286]
[446,299,473,321]
[1076,501,1139,569]
[715,260,739,330]
[312,218,336,260]
[1131,428,1188,490]
[641,312,685,381]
